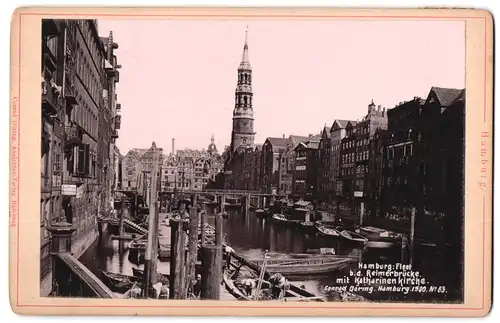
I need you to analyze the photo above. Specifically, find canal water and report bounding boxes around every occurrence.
[80,207,462,303]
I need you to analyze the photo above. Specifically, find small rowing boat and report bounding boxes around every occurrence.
[317,225,342,238]
[100,270,140,294]
[340,230,368,245]
[359,226,402,249]
[271,214,300,226]
[131,268,170,284]
[248,256,354,276]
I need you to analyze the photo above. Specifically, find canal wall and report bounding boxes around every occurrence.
[40,227,100,297]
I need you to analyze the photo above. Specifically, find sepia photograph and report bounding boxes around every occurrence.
[9,7,492,316]
[39,16,467,303]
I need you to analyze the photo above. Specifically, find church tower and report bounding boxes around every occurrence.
[230,28,255,154]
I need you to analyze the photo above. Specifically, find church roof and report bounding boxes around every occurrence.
[239,27,252,71]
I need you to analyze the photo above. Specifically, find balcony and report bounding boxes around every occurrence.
[42,78,61,117]
[65,122,83,148]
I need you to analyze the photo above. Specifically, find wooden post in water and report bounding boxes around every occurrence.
[244,194,250,216]
[119,199,125,239]
[215,214,224,247]
[200,208,207,247]
[185,195,199,296]
[220,194,225,215]
[169,218,187,299]
[410,206,416,265]
[143,146,160,297]
[200,212,223,299]
[200,245,222,300]
[359,202,365,227]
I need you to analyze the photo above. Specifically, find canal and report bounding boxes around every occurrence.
[80,206,462,303]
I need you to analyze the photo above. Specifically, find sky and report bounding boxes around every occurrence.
[97,19,465,155]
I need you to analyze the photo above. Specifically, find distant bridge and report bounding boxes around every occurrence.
[115,189,282,197]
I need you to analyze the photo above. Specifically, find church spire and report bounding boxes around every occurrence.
[239,26,251,70]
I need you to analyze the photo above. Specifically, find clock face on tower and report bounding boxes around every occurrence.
[243,120,248,126]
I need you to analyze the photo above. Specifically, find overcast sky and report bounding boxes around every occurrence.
[97,19,465,154]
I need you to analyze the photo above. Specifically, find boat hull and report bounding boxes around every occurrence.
[340,230,368,247]
[100,271,140,294]
[316,226,342,239]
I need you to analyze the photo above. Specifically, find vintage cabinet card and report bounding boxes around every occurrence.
[9,7,493,317]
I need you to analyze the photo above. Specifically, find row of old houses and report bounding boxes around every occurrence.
[218,86,464,245]
[41,19,122,295]
[120,137,224,197]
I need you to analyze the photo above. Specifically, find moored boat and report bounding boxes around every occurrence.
[248,255,354,276]
[224,202,242,209]
[271,213,288,224]
[317,225,342,238]
[100,270,140,294]
[358,226,402,249]
[131,268,170,284]
[340,230,368,246]
[271,214,301,226]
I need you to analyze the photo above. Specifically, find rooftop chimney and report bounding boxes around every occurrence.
[283,134,285,138]
[382,107,386,116]
[171,138,175,155]
[309,134,313,138]
[377,105,381,112]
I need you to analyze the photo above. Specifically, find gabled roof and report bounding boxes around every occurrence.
[322,126,332,138]
[345,121,358,129]
[427,87,465,107]
[307,141,320,149]
[266,137,289,148]
[125,150,142,159]
[131,148,148,156]
[289,135,310,147]
[331,119,352,131]
[294,139,320,151]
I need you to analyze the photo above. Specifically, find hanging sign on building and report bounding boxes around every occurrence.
[61,184,77,196]
[354,191,363,197]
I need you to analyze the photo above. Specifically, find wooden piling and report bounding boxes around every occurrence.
[220,195,226,215]
[185,195,199,295]
[150,200,159,285]
[200,245,222,300]
[200,209,207,247]
[169,218,187,299]
[244,195,250,216]
[359,202,365,227]
[409,206,416,265]
[215,214,224,247]
[119,199,125,239]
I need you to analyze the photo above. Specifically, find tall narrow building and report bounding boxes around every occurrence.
[230,28,255,154]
